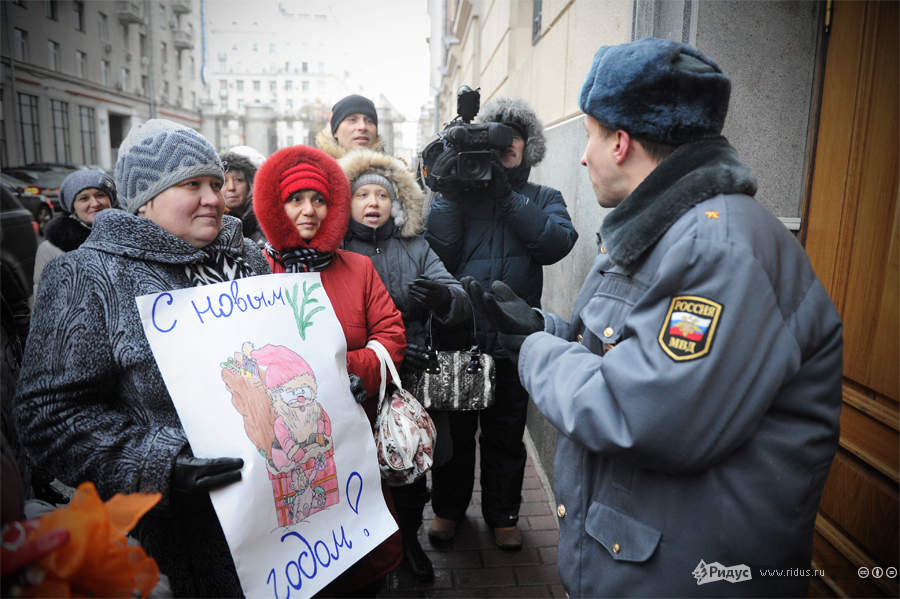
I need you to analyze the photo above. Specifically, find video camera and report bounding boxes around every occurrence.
[421,86,515,190]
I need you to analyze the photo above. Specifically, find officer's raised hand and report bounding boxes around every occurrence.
[173,453,244,496]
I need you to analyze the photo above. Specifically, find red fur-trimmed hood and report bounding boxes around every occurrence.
[253,145,350,253]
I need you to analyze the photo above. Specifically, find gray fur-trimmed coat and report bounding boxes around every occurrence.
[339,149,470,347]
[15,210,270,597]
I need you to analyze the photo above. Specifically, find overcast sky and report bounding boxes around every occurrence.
[327,0,431,121]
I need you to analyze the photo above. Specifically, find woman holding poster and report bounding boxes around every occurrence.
[15,119,271,597]
[253,144,406,595]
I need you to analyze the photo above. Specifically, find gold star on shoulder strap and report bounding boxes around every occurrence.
[704,211,720,220]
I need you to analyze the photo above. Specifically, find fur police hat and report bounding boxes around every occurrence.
[579,37,731,145]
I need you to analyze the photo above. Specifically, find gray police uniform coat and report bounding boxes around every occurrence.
[16,210,270,597]
[518,138,842,597]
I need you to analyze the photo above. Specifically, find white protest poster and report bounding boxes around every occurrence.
[135,273,397,598]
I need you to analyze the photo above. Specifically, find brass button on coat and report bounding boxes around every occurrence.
[612,543,621,554]
[557,504,566,518]
[600,244,607,254]
[576,334,584,343]
[603,326,614,338]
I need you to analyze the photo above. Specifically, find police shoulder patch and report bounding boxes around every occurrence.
[658,295,723,361]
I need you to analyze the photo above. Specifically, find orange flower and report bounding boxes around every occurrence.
[20,482,161,598]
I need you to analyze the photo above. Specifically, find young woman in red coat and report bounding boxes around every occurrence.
[254,144,405,595]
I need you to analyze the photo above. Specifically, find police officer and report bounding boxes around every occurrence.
[469,38,842,596]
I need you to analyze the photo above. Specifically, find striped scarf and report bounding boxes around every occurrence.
[184,240,255,286]
[264,243,334,273]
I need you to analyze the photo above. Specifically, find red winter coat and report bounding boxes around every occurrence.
[255,145,404,592]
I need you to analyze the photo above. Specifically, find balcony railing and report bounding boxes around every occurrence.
[116,0,144,24]
[173,29,193,50]
[170,0,192,14]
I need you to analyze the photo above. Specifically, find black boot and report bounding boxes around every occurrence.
[402,529,434,583]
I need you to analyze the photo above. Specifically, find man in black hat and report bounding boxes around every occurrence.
[315,94,383,159]
[471,37,842,596]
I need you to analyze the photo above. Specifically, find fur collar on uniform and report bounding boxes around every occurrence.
[43,214,92,252]
[314,125,384,160]
[253,145,350,253]
[602,136,757,268]
[338,148,424,238]
[82,210,249,264]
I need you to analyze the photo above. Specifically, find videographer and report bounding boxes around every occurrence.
[423,96,577,550]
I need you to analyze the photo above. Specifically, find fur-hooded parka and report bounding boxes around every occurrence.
[338,149,424,238]
[477,96,546,168]
[315,125,384,160]
[253,145,350,253]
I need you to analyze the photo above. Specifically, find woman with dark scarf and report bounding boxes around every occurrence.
[32,170,118,288]
[253,144,405,595]
[16,119,270,597]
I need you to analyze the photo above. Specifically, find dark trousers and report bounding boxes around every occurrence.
[390,476,429,534]
[430,359,528,528]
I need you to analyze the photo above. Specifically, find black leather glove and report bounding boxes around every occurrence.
[408,277,452,313]
[425,148,464,197]
[404,342,436,370]
[173,453,244,496]
[486,159,512,202]
[463,277,543,335]
[348,373,367,404]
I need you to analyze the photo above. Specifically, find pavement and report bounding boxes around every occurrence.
[379,435,566,598]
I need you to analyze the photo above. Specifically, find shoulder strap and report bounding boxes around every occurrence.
[365,340,404,407]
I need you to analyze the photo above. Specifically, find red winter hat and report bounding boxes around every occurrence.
[254,145,350,253]
[279,162,331,203]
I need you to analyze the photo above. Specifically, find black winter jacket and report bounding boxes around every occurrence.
[424,177,577,354]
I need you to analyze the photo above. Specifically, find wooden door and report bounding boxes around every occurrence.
[804,1,899,596]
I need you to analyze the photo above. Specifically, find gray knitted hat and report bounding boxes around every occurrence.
[59,170,118,213]
[114,119,224,213]
[351,172,397,204]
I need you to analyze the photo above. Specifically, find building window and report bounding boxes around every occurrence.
[237,99,244,110]
[139,33,147,58]
[220,98,228,111]
[76,50,87,78]
[48,40,60,71]
[189,56,195,77]
[177,86,183,106]
[236,80,244,92]
[18,93,41,163]
[159,3,166,25]
[286,136,293,146]
[532,0,542,45]
[73,1,84,31]
[163,80,169,98]
[269,42,275,54]
[284,61,290,72]
[50,100,71,161]
[302,80,309,92]
[13,29,27,61]
[270,80,277,93]
[160,42,167,64]
[120,67,130,90]
[100,60,110,85]
[318,62,324,73]
[286,98,293,109]
[122,24,130,48]
[45,0,58,20]
[79,105,97,164]
[253,80,260,92]
[284,79,292,90]
[140,75,148,96]
[252,42,258,52]
[302,61,308,73]
[99,12,108,41]
[191,91,196,109]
